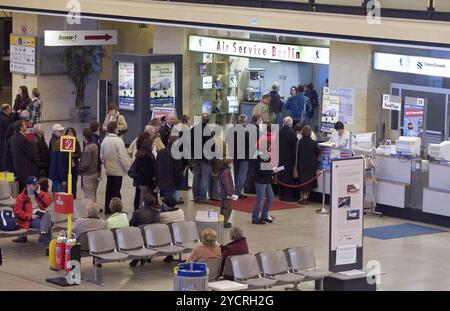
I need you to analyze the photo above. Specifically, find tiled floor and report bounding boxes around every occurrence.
[1,121,450,291]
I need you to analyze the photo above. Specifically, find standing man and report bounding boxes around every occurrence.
[49,125,69,193]
[30,124,49,178]
[10,120,38,192]
[191,113,214,203]
[269,83,283,126]
[285,85,312,124]
[0,103,13,165]
[101,121,130,214]
[277,117,298,202]
[159,113,176,146]
[252,94,271,124]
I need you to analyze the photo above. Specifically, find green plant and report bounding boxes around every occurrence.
[62,46,104,110]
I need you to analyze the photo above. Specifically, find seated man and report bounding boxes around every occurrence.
[159,197,185,225]
[13,176,52,253]
[129,193,160,227]
[72,202,105,238]
[105,197,129,230]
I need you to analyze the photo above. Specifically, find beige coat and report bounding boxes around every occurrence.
[100,133,130,176]
[252,101,270,123]
[103,112,127,134]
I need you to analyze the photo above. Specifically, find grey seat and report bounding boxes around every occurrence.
[199,257,224,282]
[0,181,16,206]
[286,246,332,291]
[87,230,129,286]
[230,254,277,289]
[171,221,200,251]
[115,227,157,259]
[259,250,305,290]
[143,224,187,256]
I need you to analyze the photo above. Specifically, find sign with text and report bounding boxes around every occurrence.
[118,62,135,111]
[403,97,424,137]
[149,63,176,108]
[321,87,340,133]
[10,35,36,75]
[151,107,175,120]
[44,30,117,46]
[189,35,329,64]
[382,94,401,111]
[374,52,450,78]
[60,136,76,153]
[329,157,364,272]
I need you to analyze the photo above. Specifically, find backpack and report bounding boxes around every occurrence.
[0,209,18,231]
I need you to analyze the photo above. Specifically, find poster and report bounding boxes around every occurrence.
[330,157,364,269]
[118,62,135,111]
[403,97,424,137]
[328,87,355,124]
[151,107,175,120]
[150,63,175,108]
[321,88,340,133]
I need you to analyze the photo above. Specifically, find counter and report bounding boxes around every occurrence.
[423,162,450,217]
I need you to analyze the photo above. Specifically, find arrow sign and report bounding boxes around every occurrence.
[45,30,117,46]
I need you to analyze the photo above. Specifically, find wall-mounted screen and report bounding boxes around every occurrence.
[118,62,135,111]
[149,63,175,108]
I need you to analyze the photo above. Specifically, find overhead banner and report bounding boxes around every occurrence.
[403,97,424,137]
[382,94,401,111]
[118,62,135,111]
[189,35,329,64]
[321,87,340,133]
[150,63,176,108]
[44,30,117,46]
[329,157,364,272]
[374,52,450,78]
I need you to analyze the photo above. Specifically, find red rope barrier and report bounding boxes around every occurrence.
[273,170,323,189]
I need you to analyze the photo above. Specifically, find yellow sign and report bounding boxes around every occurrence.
[10,35,35,48]
[60,136,76,153]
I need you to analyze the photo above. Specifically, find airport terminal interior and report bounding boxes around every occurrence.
[2,0,450,293]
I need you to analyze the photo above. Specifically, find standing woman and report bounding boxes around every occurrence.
[65,127,82,199]
[28,88,42,124]
[296,125,321,205]
[131,132,151,210]
[13,86,32,121]
[79,128,100,203]
[135,139,157,208]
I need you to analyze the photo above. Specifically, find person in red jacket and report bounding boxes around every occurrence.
[13,176,52,250]
[220,227,249,279]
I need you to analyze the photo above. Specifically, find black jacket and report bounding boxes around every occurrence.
[157,146,183,190]
[254,153,273,184]
[30,134,49,178]
[190,122,214,161]
[269,90,283,113]
[135,154,156,188]
[159,123,172,146]
[227,123,257,160]
[296,137,321,192]
[10,132,37,182]
[278,126,298,184]
[0,111,12,164]
[129,206,160,227]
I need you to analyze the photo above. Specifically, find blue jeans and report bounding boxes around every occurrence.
[252,182,274,221]
[160,189,176,201]
[30,212,52,247]
[52,181,67,193]
[192,160,212,202]
[233,160,249,196]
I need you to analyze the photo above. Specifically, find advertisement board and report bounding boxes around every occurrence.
[403,97,424,137]
[118,62,135,111]
[150,63,175,108]
[321,87,340,133]
[329,157,364,272]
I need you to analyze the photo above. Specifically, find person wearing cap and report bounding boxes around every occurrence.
[13,176,52,250]
[49,123,69,193]
[10,120,38,192]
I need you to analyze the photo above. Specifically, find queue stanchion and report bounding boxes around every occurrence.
[46,135,81,287]
[316,169,330,215]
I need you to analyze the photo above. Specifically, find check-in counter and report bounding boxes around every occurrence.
[423,163,450,217]
[374,154,428,209]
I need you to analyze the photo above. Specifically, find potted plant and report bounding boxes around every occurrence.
[62,46,104,123]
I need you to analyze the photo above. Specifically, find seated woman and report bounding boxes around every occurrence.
[129,193,160,227]
[105,197,129,230]
[72,203,105,238]
[187,228,222,262]
[220,227,249,279]
[159,197,185,225]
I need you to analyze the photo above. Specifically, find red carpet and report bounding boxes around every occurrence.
[206,196,305,214]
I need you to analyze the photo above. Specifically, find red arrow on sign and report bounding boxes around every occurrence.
[84,33,113,41]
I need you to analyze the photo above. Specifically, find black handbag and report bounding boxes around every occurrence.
[127,159,138,180]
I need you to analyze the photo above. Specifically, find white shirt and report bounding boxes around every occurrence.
[329,130,350,149]
[297,131,317,141]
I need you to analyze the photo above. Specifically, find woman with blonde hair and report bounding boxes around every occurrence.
[187,228,221,262]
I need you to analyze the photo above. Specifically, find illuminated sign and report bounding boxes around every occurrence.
[188,35,329,64]
[374,52,450,78]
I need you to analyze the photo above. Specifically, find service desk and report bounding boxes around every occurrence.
[423,162,450,217]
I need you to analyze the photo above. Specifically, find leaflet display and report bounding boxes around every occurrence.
[329,157,364,272]
[118,62,135,111]
[150,63,176,108]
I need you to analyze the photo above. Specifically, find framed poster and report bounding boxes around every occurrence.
[118,62,135,111]
[403,97,424,137]
[321,87,340,133]
[149,63,176,108]
[329,157,364,272]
